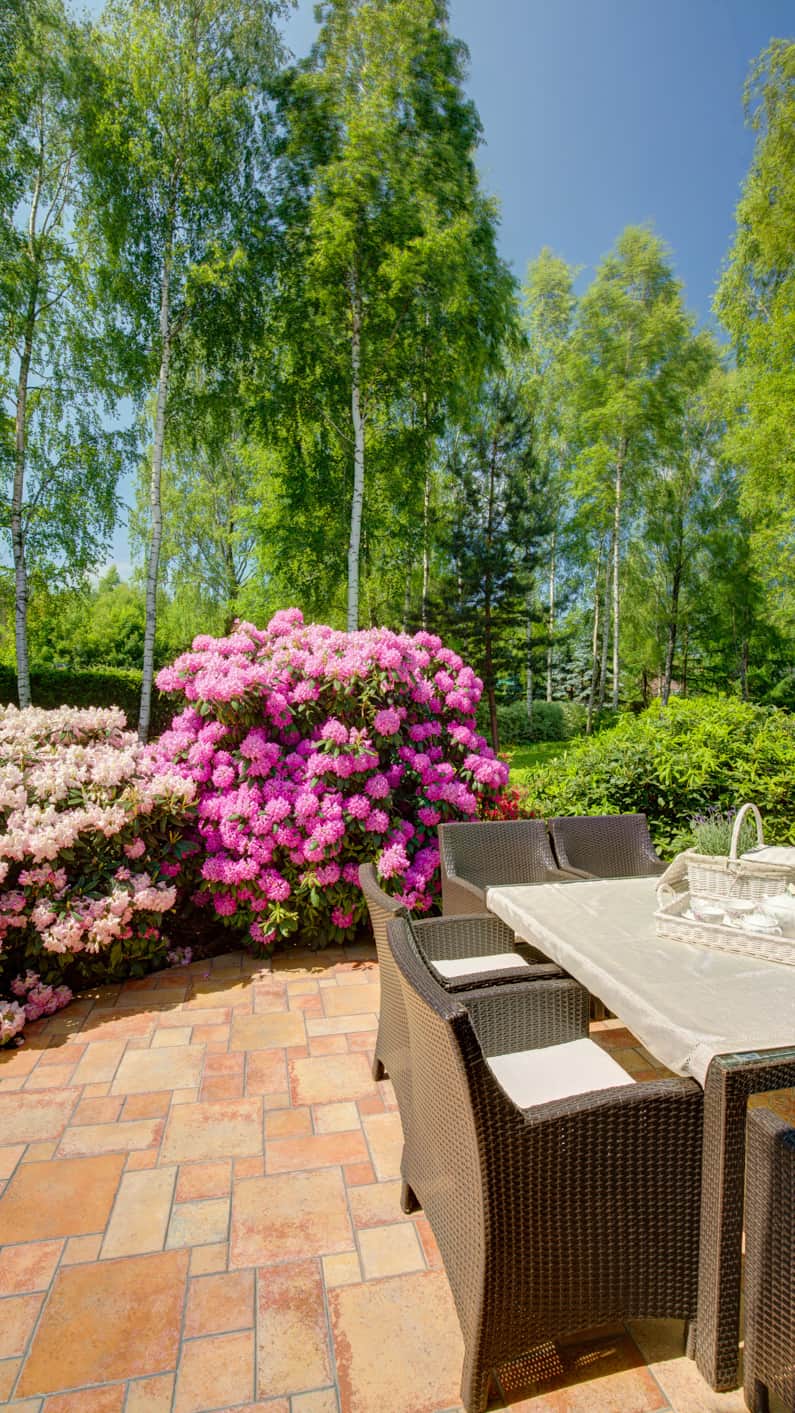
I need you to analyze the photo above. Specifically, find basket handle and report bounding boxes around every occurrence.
[729,802,764,861]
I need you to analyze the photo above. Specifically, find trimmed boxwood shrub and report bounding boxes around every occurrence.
[520,696,795,855]
[0,666,173,736]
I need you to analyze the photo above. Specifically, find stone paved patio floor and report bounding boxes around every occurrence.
[0,945,753,1412]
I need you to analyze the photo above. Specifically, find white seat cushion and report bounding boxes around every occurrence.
[487,1037,635,1108]
[432,952,530,979]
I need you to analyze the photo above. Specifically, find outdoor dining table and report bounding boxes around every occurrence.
[486,876,795,1394]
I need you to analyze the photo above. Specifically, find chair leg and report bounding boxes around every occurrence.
[460,1346,491,1413]
[371,1055,386,1081]
[400,1180,420,1214]
[685,1319,697,1360]
[744,1377,770,1413]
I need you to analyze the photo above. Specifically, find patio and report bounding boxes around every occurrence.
[0,944,752,1413]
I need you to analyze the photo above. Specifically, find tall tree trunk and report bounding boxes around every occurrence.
[740,636,750,701]
[347,280,364,632]
[12,282,38,709]
[421,463,430,629]
[682,624,689,697]
[546,530,556,701]
[598,542,611,710]
[611,443,625,711]
[484,435,499,753]
[138,252,172,742]
[525,590,533,720]
[661,559,682,705]
[586,546,602,735]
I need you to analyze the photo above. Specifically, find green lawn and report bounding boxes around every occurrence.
[504,739,573,789]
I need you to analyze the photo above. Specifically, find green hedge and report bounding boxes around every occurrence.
[520,696,795,855]
[0,666,174,737]
[487,698,617,745]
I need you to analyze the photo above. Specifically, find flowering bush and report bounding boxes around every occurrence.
[152,609,509,949]
[0,704,197,1041]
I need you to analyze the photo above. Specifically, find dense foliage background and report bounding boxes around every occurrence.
[1,2,793,751]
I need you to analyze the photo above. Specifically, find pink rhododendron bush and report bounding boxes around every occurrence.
[0,704,196,1044]
[152,609,509,950]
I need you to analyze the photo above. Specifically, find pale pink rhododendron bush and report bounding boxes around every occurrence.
[152,609,509,949]
[0,704,196,1042]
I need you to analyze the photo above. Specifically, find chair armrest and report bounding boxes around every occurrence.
[413,913,516,960]
[466,978,589,1056]
[441,874,486,914]
[554,864,595,880]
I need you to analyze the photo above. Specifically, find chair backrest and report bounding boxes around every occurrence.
[386,913,488,1345]
[438,819,558,889]
[549,813,664,878]
[744,1103,795,1409]
[358,864,412,1129]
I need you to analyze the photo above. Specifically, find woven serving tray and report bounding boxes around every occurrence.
[655,890,795,968]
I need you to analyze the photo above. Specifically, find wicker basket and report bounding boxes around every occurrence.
[657,804,795,905]
[655,889,795,968]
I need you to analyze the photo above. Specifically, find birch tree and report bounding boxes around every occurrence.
[78,0,286,738]
[272,0,512,630]
[0,1,124,706]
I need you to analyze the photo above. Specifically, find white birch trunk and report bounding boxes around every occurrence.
[546,531,556,701]
[421,463,430,629]
[346,283,364,633]
[525,590,533,719]
[138,253,172,742]
[12,288,37,709]
[611,450,623,711]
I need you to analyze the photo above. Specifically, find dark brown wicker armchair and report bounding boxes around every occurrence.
[387,912,704,1413]
[744,1102,795,1413]
[358,865,563,1112]
[438,819,571,914]
[548,813,666,879]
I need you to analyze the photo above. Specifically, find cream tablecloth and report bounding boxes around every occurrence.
[486,877,795,1084]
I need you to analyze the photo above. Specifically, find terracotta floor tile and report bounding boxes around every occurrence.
[265,1131,368,1175]
[231,1013,306,1051]
[122,1092,172,1120]
[17,1249,189,1395]
[286,979,319,995]
[414,1216,443,1270]
[183,1270,254,1338]
[80,1012,154,1040]
[21,1141,58,1162]
[41,1385,126,1412]
[246,1051,288,1096]
[256,1259,331,1398]
[322,984,380,1018]
[263,1090,290,1110]
[192,1025,230,1048]
[204,1053,245,1076]
[314,1102,361,1134]
[151,1027,193,1047]
[189,1242,228,1276]
[497,1331,668,1412]
[0,1239,64,1294]
[0,1155,124,1242]
[230,1170,353,1266]
[347,1180,403,1229]
[235,1156,265,1179]
[0,1074,25,1092]
[101,1166,177,1258]
[126,1148,159,1170]
[0,1144,26,1179]
[343,1162,376,1187]
[356,1094,384,1116]
[253,991,289,1015]
[0,1090,78,1144]
[309,1036,349,1057]
[125,1372,175,1411]
[161,1100,263,1164]
[175,1161,232,1202]
[0,1048,42,1078]
[172,1088,200,1105]
[628,1318,748,1413]
[167,1198,230,1249]
[322,1252,362,1289]
[361,1112,404,1181]
[56,1118,163,1158]
[159,1006,229,1029]
[289,1055,375,1107]
[291,1390,339,1413]
[0,1356,20,1401]
[71,1097,124,1126]
[265,1107,312,1139]
[82,1082,111,1098]
[328,1270,464,1413]
[173,1329,254,1413]
[0,1291,44,1357]
[200,1075,244,1102]
[24,1065,77,1091]
[68,1043,126,1087]
[347,1034,377,1055]
[185,982,251,1011]
[306,1017,377,1038]
[110,1046,204,1096]
[357,1222,424,1279]
[61,1234,103,1265]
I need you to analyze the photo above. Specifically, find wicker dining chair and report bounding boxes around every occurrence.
[744,1102,795,1413]
[358,865,564,1120]
[387,912,704,1413]
[438,818,573,914]
[548,813,666,879]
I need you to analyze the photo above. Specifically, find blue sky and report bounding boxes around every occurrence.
[95,0,792,570]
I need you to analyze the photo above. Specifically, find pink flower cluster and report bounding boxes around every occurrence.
[152,610,508,948]
[0,705,196,1044]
